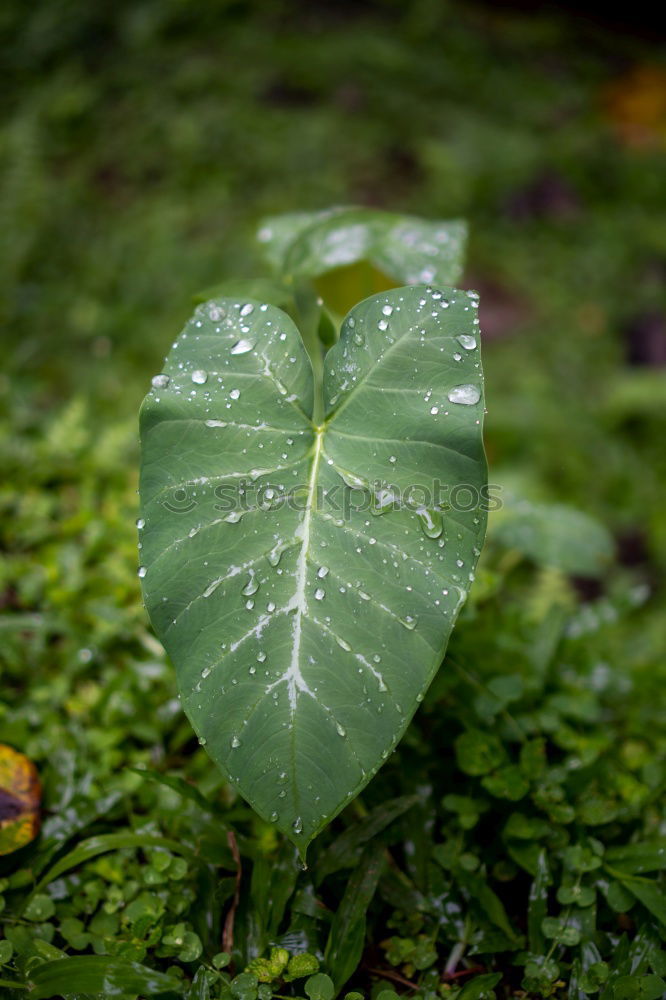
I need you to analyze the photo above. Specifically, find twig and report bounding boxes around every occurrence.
[365,967,419,990]
[443,966,485,982]
[222,829,242,958]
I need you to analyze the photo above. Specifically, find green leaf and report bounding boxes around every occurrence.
[305,973,335,1000]
[612,975,666,1000]
[455,730,505,776]
[231,972,259,1000]
[605,841,666,874]
[324,843,386,990]
[187,966,212,1000]
[315,793,419,883]
[527,850,551,954]
[23,894,55,921]
[605,880,636,912]
[284,953,320,982]
[492,500,614,577]
[28,833,199,901]
[458,871,518,941]
[542,916,581,945]
[481,764,529,801]
[258,207,467,288]
[26,956,182,998]
[139,286,487,849]
[621,878,666,926]
[580,963,610,993]
[557,884,596,907]
[457,973,502,1000]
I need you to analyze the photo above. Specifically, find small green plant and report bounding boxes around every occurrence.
[138,208,487,852]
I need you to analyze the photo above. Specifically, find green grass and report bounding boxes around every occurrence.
[1,2,665,997]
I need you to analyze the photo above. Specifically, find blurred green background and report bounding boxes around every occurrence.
[3,0,665,553]
[1,0,665,991]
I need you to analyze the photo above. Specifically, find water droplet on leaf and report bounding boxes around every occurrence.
[417,508,443,539]
[447,384,480,405]
[241,571,259,597]
[231,339,254,355]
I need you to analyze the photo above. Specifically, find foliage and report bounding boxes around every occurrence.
[1,0,665,997]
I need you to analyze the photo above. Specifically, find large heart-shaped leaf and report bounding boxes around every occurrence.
[139,285,487,852]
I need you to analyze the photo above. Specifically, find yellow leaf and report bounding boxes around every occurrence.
[0,743,41,855]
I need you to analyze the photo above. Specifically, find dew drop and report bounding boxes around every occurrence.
[399,615,417,630]
[257,651,267,663]
[382,305,394,316]
[136,518,145,530]
[317,566,329,578]
[241,571,259,597]
[417,508,443,539]
[270,811,279,822]
[137,566,147,578]
[191,370,208,384]
[447,384,480,405]
[335,722,346,737]
[151,374,170,389]
[314,588,326,601]
[292,816,303,834]
[378,319,389,331]
[457,334,477,350]
[229,388,241,400]
[231,735,241,748]
[198,736,207,746]
[231,339,254,355]
[267,545,283,567]
[240,303,254,317]
[340,469,368,489]
[430,406,439,415]
[224,511,242,523]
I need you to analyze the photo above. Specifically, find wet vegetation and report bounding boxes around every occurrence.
[1,1,665,997]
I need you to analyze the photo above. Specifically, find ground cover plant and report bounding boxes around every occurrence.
[1,2,665,998]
